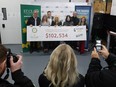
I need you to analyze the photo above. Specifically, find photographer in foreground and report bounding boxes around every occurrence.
[0,44,35,87]
[85,45,116,87]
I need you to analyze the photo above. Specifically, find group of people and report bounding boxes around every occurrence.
[0,43,116,87]
[27,10,88,54]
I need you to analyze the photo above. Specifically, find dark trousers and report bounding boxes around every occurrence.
[49,41,60,49]
[43,41,60,50]
[30,42,38,52]
[43,41,50,49]
[79,41,85,54]
[65,41,77,49]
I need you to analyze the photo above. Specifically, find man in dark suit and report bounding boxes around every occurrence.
[27,10,41,53]
[72,11,79,26]
[71,11,80,49]
[46,11,54,50]
[47,11,54,26]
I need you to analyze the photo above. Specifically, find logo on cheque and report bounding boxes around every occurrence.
[32,28,37,33]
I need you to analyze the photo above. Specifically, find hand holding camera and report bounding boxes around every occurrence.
[91,40,102,59]
[6,49,18,68]
[6,49,23,72]
[92,44,110,60]
[99,45,110,59]
[4,49,23,79]
[91,47,100,59]
[10,55,23,72]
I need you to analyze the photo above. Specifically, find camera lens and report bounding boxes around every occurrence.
[6,48,18,68]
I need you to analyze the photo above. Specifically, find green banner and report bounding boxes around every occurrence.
[20,5,41,52]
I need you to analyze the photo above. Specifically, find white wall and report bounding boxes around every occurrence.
[34,0,69,2]
[72,0,86,2]
[111,0,116,15]
[0,0,91,44]
[0,0,35,44]
[0,0,21,44]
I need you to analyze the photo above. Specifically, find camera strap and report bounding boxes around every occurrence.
[4,68,9,80]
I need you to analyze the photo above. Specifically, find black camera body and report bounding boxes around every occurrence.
[6,49,18,68]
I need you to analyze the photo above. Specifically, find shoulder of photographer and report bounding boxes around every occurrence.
[104,52,116,68]
[10,55,35,87]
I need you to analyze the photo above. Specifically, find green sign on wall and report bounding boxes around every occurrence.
[20,5,41,52]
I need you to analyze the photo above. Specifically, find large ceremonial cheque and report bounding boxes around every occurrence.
[27,26,86,41]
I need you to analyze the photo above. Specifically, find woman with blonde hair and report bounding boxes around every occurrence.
[51,16,62,26]
[51,16,62,49]
[41,14,50,52]
[39,44,84,87]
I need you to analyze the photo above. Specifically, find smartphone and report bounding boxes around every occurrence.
[96,40,102,51]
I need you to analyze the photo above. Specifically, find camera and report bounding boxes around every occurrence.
[6,48,18,68]
[95,40,102,51]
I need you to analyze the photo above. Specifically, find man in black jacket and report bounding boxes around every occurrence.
[0,44,35,87]
[72,11,79,26]
[27,10,41,53]
[85,45,116,87]
[47,11,54,26]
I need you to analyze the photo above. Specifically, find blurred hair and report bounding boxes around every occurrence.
[33,10,38,14]
[54,16,59,22]
[42,14,48,22]
[73,11,77,15]
[54,16,60,25]
[33,10,38,18]
[0,44,7,64]
[79,16,87,25]
[47,11,51,13]
[44,44,79,87]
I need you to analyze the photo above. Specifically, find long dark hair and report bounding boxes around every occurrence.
[65,15,72,22]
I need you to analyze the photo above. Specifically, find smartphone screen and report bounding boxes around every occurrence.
[96,40,102,51]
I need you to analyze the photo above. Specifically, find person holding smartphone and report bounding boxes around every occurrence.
[0,44,35,87]
[85,45,116,87]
